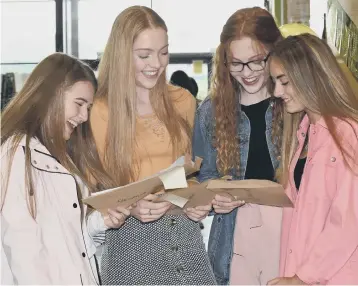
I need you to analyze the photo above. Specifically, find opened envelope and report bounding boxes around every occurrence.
[206,179,293,208]
[155,180,215,213]
[82,155,202,213]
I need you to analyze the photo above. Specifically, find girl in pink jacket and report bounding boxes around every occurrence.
[268,34,358,285]
[1,53,129,285]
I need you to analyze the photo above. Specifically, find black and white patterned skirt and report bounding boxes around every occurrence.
[100,214,217,285]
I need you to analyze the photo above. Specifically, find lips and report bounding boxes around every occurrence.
[142,70,159,79]
[67,119,78,129]
[242,77,259,86]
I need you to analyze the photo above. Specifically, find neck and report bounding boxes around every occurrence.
[240,86,270,106]
[136,85,153,116]
[136,86,150,104]
[306,110,321,124]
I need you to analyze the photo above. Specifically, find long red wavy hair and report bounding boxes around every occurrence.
[211,7,282,175]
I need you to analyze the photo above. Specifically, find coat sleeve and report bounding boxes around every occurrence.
[1,146,52,284]
[85,210,108,248]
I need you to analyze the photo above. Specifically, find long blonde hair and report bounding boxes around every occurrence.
[96,6,191,186]
[271,34,358,186]
[210,7,283,175]
[1,53,115,218]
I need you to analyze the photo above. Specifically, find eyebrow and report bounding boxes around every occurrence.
[275,74,287,79]
[249,54,265,60]
[134,44,169,52]
[75,97,91,104]
[232,54,266,62]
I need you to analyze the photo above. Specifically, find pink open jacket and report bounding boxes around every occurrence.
[280,115,358,285]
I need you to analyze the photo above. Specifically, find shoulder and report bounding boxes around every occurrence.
[334,118,358,173]
[90,98,108,123]
[1,136,27,184]
[1,136,57,168]
[196,96,213,121]
[320,118,358,168]
[335,118,358,139]
[1,136,27,162]
[335,118,358,154]
[167,84,197,125]
[168,84,195,111]
[90,98,109,136]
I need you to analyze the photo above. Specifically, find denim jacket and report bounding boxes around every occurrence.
[192,97,280,285]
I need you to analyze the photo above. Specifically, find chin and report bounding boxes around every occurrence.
[137,79,159,90]
[63,129,72,141]
[136,71,164,90]
[285,106,303,114]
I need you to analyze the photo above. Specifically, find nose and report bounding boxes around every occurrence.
[273,82,284,98]
[241,65,254,77]
[150,55,161,69]
[79,107,88,123]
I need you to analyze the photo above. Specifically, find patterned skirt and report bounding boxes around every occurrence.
[100,214,217,285]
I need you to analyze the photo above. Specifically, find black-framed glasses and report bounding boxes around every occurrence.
[225,53,270,72]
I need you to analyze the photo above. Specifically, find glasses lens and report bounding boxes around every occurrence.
[229,62,244,72]
[248,60,266,71]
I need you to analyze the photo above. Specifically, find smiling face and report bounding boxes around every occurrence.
[270,58,306,114]
[63,81,94,140]
[132,27,169,90]
[229,36,270,94]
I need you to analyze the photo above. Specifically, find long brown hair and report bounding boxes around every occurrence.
[1,53,115,218]
[271,34,358,185]
[211,7,282,176]
[96,6,191,186]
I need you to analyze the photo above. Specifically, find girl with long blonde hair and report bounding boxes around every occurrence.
[1,53,129,284]
[90,6,216,285]
[193,7,284,285]
[268,34,358,285]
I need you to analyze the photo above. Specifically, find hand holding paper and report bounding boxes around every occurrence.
[212,193,245,214]
[131,194,172,223]
[82,155,201,213]
[184,204,212,222]
[103,206,131,229]
[207,179,293,208]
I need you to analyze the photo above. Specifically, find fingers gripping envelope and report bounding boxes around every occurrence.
[82,156,293,214]
[205,179,293,208]
[82,155,203,214]
[160,178,293,212]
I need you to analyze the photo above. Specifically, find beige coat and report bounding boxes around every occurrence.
[1,137,101,285]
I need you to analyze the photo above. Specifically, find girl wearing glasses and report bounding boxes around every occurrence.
[193,7,283,285]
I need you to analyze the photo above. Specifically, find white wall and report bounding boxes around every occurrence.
[2,0,265,62]
[310,0,328,37]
